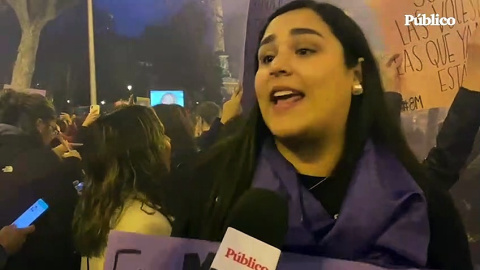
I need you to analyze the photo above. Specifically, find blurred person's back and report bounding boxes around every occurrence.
[0,90,81,269]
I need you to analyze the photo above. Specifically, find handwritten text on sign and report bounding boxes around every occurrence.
[371,0,480,109]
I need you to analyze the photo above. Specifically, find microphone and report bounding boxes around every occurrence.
[225,188,289,248]
[210,188,289,270]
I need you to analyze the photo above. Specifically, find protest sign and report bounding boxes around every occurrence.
[3,84,46,96]
[369,0,480,110]
[104,231,427,270]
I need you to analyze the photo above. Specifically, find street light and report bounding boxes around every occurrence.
[127,85,132,91]
[67,100,71,104]
[101,100,106,105]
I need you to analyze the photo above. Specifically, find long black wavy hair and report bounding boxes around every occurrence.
[192,0,426,241]
[73,105,171,257]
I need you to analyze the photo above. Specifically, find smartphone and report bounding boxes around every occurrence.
[73,180,84,193]
[13,199,49,228]
[90,105,100,113]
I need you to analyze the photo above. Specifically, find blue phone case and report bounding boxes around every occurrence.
[13,199,49,228]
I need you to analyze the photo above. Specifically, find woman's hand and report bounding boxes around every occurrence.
[0,225,35,255]
[52,144,69,159]
[378,53,403,93]
[62,150,82,160]
[221,83,243,124]
[82,109,100,127]
[60,113,72,125]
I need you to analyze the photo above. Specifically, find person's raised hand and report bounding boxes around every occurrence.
[462,25,480,92]
[52,143,70,159]
[221,83,243,124]
[62,150,82,160]
[0,225,35,255]
[378,53,403,93]
[82,109,100,127]
[60,113,72,125]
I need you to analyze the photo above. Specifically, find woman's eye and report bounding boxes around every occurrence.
[297,48,315,55]
[261,55,275,64]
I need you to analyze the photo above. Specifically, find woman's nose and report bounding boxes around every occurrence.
[269,53,292,77]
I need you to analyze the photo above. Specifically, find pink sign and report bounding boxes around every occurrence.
[369,0,480,109]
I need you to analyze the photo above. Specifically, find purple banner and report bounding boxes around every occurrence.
[104,231,426,270]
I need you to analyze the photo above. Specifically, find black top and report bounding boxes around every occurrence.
[299,175,345,217]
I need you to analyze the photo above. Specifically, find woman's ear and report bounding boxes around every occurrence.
[353,57,364,84]
[351,58,364,96]
[36,118,45,134]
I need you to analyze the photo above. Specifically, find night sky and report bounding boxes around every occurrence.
[95,0,182,37]
[93,0,383,50]
[94,0,249,37]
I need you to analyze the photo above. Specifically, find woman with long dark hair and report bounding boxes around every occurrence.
[171,1,471,269]
[73,105,172,270]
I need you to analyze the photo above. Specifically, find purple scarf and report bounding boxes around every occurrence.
[251,139,430,268]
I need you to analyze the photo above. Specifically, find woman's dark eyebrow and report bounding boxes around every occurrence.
[259,34,276,47]
[259,28,323,48]
[290,28,323,37]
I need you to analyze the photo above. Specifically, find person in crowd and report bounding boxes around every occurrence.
[194,101,221,137]
[0,90,82,270]
[380,30,480,191]
[153,104,197,169]
[0,225,35,269]
[59,113,78,142]
[171,1,472,269]
[195,86,244,151]
[382,50,480,266]
[73,105,172,270]
[70,107,100,150]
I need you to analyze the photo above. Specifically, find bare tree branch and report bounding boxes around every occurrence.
[8,0,79,89]
[6,0,29,29]
[41,0,79,25]
[42,0,58,24]
[57,0,79,13]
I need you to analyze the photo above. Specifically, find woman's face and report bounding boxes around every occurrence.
[36,119,57,145]
[255,8,361,139]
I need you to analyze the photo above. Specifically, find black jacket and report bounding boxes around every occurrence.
[170,88,480,270]
[196,117,246,152]
[0,124,81,270]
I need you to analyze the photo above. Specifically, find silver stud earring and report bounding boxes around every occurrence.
[352,83,363,95]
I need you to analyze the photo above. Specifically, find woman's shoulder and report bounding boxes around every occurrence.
[114,199,172,236]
